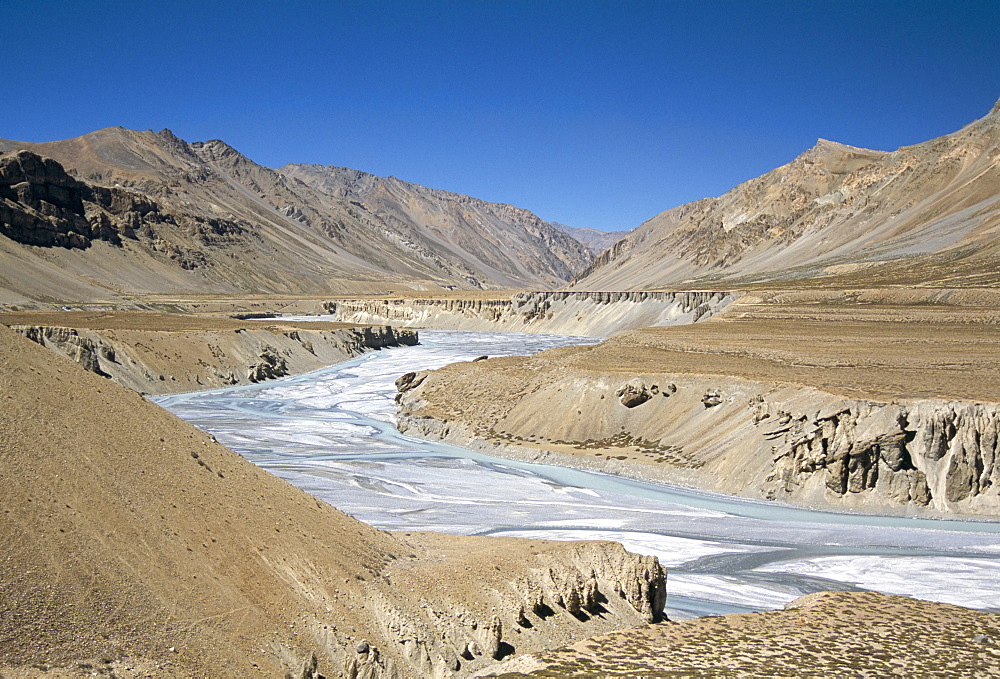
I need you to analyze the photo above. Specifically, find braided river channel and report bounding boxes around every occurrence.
[156,329,1000,620]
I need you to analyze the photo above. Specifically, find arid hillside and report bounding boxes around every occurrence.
[0,128,591,305]
[575,98,1000,290]
[281,164,588,288]
[0,323,666,677]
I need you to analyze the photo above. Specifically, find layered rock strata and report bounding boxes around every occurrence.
[396,358,1000,518]
[327,290,733,337]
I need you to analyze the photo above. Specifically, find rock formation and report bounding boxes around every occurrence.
[3,311,418,395]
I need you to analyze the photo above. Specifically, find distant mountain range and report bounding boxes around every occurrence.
[0,128,591,303]
[2,99,999,304]
[574,98,1000,290]
[548,222,631,256]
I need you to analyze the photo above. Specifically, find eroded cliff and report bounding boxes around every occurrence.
[394,302,1000,517]
[326,290,733,337]
[2,312,418,395]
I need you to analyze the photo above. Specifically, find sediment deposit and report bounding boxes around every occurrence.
[0,323,665,678]
[396,300,1000,517]
[0,311,418,395]
[327,290,733,336]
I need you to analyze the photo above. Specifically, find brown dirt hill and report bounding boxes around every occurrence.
[0,128,591,305]
[574,98,1000,290]
[0,324,664,677]
[494,591,1000,677]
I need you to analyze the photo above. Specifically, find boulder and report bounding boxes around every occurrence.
[702,390,723,407]
[615,379,659,408]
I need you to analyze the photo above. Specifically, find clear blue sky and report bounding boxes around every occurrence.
[3,1,998,231]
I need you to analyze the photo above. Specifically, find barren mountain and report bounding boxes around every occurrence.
[0,128,591,305]
[574,98,1000,289]
[281,164,590,288]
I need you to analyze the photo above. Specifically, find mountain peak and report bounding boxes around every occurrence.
[991,96,1000,116]
[189,138,244,163]
[795,138,884,168]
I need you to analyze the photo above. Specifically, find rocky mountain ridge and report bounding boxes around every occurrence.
[575,98,1000,289]
[0,127,592,304]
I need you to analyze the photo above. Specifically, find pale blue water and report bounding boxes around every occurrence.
[156,330,1000,619]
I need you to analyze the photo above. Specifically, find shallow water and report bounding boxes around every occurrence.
[156,329,1000,619]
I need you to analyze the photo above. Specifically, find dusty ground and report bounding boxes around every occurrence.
[492,591,1000,677]
[587,297,1000,402]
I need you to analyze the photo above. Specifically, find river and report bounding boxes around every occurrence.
[155,329,1000,620]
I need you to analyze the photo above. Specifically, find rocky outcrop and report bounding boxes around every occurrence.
[616,378,659,407]
[247,347,288,382]
[13,325,116,377]
[0,149,247,260]
[344,534,665,679]
[11,322,418,395]
[327,290,734,337]
[768,399,999,509]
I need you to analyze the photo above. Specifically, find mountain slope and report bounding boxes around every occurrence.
[0,128,591,303]
[574,99,1000,290]
[281,164,591,288]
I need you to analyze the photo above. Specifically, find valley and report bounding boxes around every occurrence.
[3,98,1000,677]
